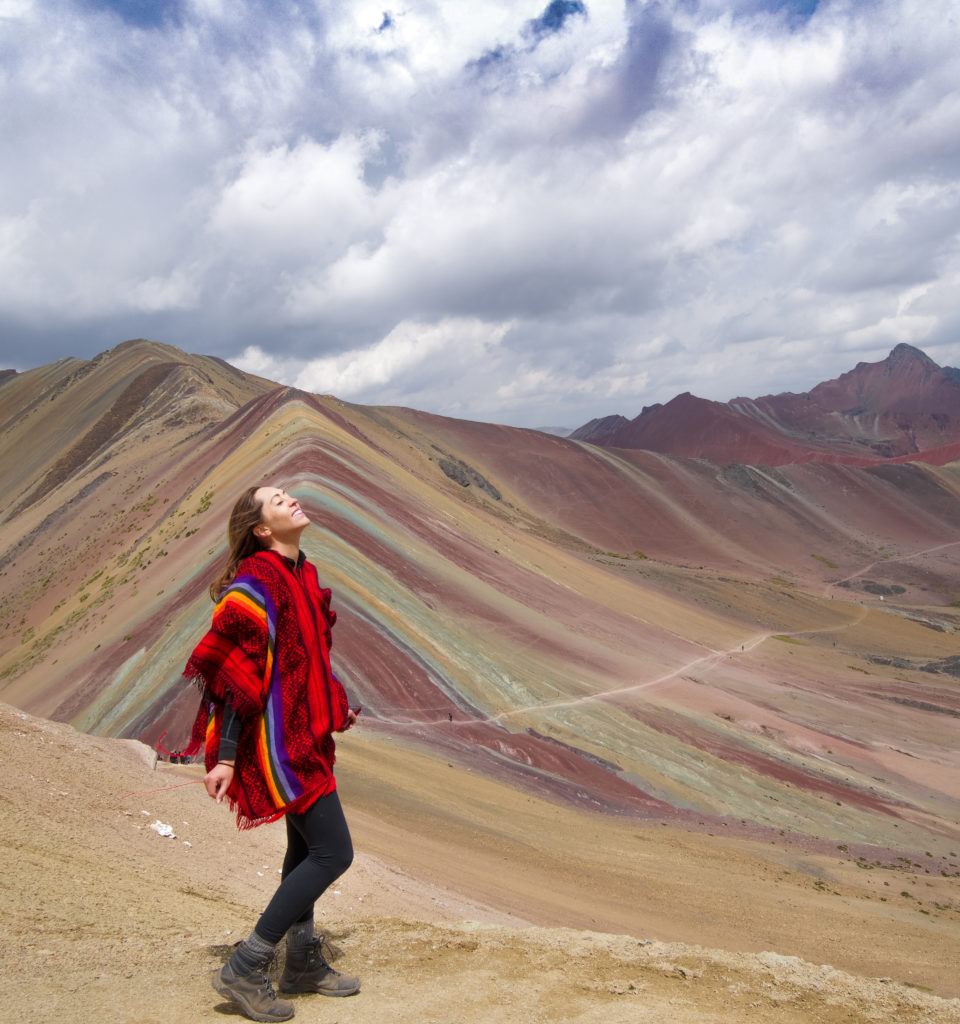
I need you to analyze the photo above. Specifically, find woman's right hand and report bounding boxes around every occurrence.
[204,762,235,803]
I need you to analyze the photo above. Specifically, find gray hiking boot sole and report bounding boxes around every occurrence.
[279,973,361,997]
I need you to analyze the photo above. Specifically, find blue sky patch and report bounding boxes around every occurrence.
[526,1,588,41]
[77,0,183,29]
[756,0,819,24]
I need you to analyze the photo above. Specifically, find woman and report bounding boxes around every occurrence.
[183,485,360,1023]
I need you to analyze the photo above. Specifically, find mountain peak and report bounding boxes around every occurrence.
[568,414,628,442]
[569,343,959,465]
[886,343,938,369]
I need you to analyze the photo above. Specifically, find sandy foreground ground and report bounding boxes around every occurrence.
[2,703,958,1024]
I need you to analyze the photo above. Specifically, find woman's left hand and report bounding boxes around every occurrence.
[204,762,234,803]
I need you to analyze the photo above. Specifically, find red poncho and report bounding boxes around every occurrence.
[183,549,350,829]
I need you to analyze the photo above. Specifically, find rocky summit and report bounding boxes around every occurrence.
[572,344,960,466]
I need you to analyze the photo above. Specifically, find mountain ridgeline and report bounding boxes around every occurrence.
[571,344,960,466]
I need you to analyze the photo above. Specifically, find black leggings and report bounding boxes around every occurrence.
[254,789,354,944]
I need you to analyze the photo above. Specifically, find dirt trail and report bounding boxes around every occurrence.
[2,703,958,1024]
[387,530,959,730]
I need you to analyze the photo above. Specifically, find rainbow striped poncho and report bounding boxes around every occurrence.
[184,549,350,828]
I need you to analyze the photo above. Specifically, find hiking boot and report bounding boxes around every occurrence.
[212,963,295,1022]
[279,937,361,997]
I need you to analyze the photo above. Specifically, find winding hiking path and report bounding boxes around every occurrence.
[384,536,959,729]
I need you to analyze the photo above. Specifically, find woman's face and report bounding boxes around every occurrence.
[253,486,310,544]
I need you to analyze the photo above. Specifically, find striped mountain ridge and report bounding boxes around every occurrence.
[0,338,274,520]
[0,339,958,867]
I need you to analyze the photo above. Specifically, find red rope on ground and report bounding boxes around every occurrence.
[120,779,205,798]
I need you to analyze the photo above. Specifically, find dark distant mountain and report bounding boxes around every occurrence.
[568,413,630,444]
[574,392,822,465]
[572,344,960,466]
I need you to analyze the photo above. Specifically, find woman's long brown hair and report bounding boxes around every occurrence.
[209,486,265,601]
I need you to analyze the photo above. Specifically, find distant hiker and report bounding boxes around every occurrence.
[182,485,360,1022]
[448,712,453,722]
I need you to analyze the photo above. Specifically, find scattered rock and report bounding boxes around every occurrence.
[758,952,805,969]
[870,694,960,718]
[909,617,947,633]
[437,455,501,500]
[867,655,912,669]
[921,655,960,678]
[861,581,906,596]
[838,580,906,596]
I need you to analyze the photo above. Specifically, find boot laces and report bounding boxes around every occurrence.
[252,972,280,999]
[306,937,337,974]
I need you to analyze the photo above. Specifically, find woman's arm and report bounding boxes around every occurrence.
[218,697,241,761]
[204,694,240,802]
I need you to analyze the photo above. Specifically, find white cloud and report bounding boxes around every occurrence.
[126,269,202,314]
[230,344,302,381]
[0,0,32,17]
[495,362,650,405]
[294,317,511,396]
[208,134,387,265]
[0,0,958,425]
[236,317,511,400]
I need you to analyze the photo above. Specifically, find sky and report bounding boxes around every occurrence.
[0,0,959,428]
